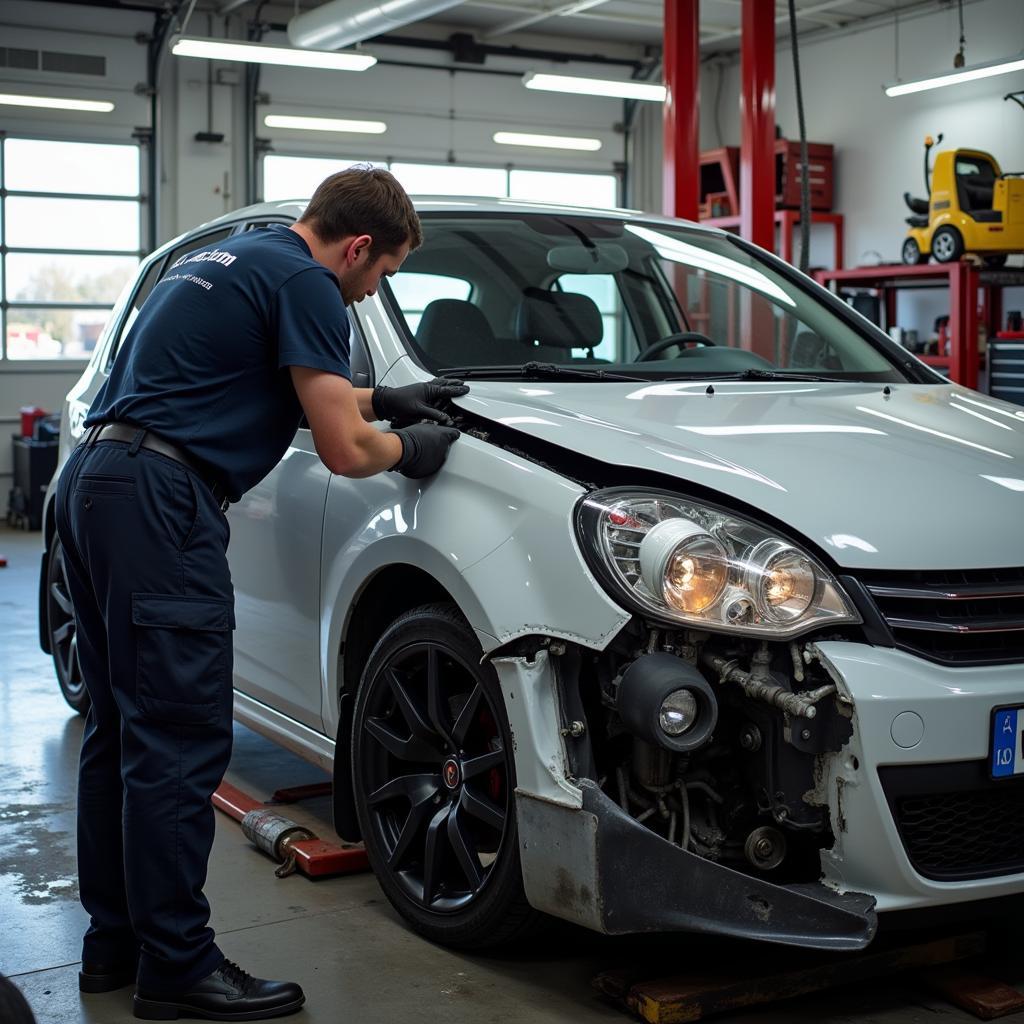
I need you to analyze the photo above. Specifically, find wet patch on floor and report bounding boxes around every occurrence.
[0,803,79,905]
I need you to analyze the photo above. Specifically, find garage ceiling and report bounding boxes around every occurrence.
[418,0,959,51]
[47,0,967,54]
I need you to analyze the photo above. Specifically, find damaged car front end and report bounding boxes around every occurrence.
[366,204,1024,951]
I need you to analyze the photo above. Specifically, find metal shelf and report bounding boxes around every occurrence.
[812,261,1024,392]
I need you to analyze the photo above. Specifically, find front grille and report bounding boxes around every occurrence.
[853,567,1024,666]
[879,762,1024,881]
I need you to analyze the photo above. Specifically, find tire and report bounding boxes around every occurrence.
[901,237,927,265]
[47,538,90,716]
[352,602,543,948]
[984,254,1008,268]
[931,226,964,263]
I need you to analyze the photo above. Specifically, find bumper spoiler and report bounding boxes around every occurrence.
[518,779,877,951]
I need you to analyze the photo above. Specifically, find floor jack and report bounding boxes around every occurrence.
[213,780,369,879]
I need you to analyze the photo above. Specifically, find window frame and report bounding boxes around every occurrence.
[1,134,146,367]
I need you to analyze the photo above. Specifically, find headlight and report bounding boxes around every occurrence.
[576,489,860,638]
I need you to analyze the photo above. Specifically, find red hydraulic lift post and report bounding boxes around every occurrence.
[662,0,700,222]
[739,0,775,251]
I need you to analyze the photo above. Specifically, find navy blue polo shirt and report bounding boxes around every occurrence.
[87,224,351,499]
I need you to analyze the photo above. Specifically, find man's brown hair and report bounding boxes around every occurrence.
[298,164,423,257]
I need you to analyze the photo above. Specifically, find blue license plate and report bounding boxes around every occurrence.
[991,706,1024,778]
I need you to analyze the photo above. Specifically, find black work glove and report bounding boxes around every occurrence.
[390,422,461,479]
[372,377,469,427]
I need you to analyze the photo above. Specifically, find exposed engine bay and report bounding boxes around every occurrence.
[546,625,855,884]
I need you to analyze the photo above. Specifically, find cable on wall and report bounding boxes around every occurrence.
[787,0,811,274]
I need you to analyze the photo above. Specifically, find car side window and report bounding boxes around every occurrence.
[242,220,294,231]
[105,226,237,372]
[103,257,163,372]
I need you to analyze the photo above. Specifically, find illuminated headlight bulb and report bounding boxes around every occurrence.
[639,518,728,614]
[659,689,698,736]
[749,540,817,622]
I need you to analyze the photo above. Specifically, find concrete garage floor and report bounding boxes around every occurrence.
[2,522,1021,1024]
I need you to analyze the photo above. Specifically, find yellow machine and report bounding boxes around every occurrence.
[902,134,1024,267]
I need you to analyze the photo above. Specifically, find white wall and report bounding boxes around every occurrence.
[171,21,642,230]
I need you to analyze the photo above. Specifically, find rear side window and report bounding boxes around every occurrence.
[105,226,236,371]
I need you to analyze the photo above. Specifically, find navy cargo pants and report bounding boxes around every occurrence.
[55,433,234,991]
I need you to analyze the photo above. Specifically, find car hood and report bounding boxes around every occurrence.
[454,380,1024,570]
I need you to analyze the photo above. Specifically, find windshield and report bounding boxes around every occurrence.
[386,213,911,383]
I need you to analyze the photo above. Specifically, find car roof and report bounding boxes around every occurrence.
[199,195,712,232]
[150,195,721,263]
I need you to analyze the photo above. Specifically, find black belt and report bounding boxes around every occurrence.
[83,423,231,512]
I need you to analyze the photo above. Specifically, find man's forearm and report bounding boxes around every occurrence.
[356,387,378,422]
[342,421,403,477]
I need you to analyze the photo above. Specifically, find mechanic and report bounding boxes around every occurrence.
[54,166,466,1022]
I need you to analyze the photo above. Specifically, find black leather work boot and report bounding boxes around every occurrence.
[79,960,139,993]
[133,959,305,1021]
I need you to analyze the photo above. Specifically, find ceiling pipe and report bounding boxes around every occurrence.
[288,0,465,51]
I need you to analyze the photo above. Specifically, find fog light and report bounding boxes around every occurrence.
[659,689,698,736]
[617,653,718,753]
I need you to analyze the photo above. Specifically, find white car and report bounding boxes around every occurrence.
[41,198,1024,951]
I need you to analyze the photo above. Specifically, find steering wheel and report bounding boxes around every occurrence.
[636,331,717,362]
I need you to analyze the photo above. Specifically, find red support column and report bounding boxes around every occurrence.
[740,0,775,250]
[662,0,700,221]
[965,265,979,390]
[950,263,964,387]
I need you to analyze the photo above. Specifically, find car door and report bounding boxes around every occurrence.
[229,305,374,730]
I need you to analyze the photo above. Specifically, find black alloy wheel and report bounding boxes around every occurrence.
[47,538,89,715]
[352,603,541,948]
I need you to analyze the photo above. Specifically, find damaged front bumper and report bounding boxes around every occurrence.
[517,781,877,950]
[493,647,877,949]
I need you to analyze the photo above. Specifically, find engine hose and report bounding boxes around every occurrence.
[702,653,834,719]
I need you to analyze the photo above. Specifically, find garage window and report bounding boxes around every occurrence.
[262,154,618,209]
[1,138,143,361]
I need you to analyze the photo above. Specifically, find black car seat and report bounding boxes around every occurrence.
[903,192,929,228]
[416,298,503,367]
[515,287,604,361]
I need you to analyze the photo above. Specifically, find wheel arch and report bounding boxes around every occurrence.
[329,559,475,842]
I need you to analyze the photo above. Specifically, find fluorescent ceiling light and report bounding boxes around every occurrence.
[171,36,376,71]
[265,114,386,134]
[524,72,666,102]
[885,54,1024,96]
[0,92,114,112]
[493,131,601,152]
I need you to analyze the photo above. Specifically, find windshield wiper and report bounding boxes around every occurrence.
[673,368,848,383]
[439,361,647,383]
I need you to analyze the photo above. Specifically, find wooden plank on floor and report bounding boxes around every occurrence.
[922,967,1024,1021]
[595,931,987,1024]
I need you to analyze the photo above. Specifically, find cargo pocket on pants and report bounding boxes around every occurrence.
[132,593,235,726]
